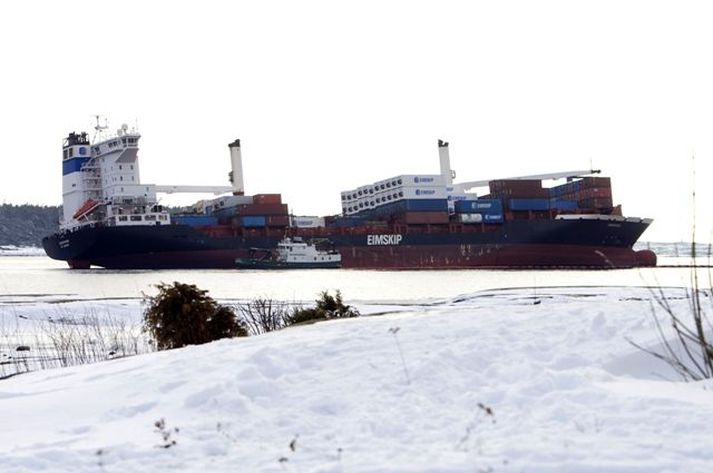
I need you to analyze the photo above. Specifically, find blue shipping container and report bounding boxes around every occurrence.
[483,213,504,223]
[374,199,447,215]
[241,216,267,227]
[455,199,503,214]
[212,207,236,219]
[402,199,448,212]
[509,198,550,211]
[548,186,564,198]
[174,215,220,226]
[332,216,366,227]
[550,199,578,210]
[354,199,448,221]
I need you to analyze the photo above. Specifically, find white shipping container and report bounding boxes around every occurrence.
[291,216,326,228]
[376,187,448,200]
[211,194,254,209]
[399,174,445,187]
[459,213,483,223]
[447,193,469,202]
[342,174,444,202]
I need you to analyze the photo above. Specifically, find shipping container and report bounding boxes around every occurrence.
[241,216,267,227]
[374,174,445,189]
[489,179,542,193]
[373,186,448,201]
[549,200,578,210]
[355,199,443,219]
[253,194,282,205]
[237,203,289,216]
[378,199,448,215]
[455,199,503,214]
[447,192,471,202]
[290,216,326,228]
[578,198,614,209]
[399,211,450,224]
[173,215,219,226]
[330,216,366,227]
[210,194,254,209]
[581,176,611,189]
[491,187,549,199]
[508,198,550,211]
[266,215,290,227]
[403,199,448,212]
[550,179,586,198]
[483,213,504,223]
[577,187,612,199]
[458,213,483,223]
[212,207,237,219]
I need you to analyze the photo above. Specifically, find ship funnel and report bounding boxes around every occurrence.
[228,139,245,195]
[438,139,453,185]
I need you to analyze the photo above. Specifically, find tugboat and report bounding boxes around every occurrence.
[235,238,342,269]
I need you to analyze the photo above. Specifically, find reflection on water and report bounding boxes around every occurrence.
[0,256,708,303]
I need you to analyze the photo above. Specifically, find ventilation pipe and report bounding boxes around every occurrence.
[228,139,245,195]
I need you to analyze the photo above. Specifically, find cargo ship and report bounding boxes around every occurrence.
[43,120,656,269]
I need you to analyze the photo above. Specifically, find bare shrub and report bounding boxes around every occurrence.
[236,298,291,335]
[631,271,713,381]
[631,168,713,381]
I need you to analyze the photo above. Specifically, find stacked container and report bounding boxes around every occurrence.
[340,174,449,224]
[454,199,504,224]
[548,177,613,210]
[173,215,220,227]
[208,193,290,228]
[489,180,549,199]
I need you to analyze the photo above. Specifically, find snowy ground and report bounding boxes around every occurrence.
[1,286,713,472]
[0,246,46,257]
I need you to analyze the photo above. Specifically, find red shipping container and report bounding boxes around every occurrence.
[581,177,611,189]
[578,198,613,209]
[266,215,290,227]
[492,188,549,199]
[489,179,542,194]
[578,187,613,200]
[401,211,450,224]
[237,203,289,216]
[253,194,282,205]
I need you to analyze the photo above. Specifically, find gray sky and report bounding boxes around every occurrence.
[2,0,712,242]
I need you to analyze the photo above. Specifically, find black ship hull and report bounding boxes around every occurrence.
[42,218,655,269]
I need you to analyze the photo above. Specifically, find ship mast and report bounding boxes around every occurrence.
[92,115,109,142]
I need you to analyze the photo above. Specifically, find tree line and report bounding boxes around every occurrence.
[0,204,60,247]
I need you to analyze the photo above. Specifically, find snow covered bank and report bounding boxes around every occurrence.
[0,245,45,256]
[1,287,712,472]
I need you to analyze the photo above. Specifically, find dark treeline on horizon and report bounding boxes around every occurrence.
[0,204,60,247]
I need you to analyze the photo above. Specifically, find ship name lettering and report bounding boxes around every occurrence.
[367,234,403,246]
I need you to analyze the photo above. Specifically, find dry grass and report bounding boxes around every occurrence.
[0,308,153,379]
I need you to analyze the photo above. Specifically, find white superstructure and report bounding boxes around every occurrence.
[60,123,169,231]
[59,119,245,231]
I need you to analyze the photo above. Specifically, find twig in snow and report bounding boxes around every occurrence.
[388,327,410,385]
[154,418,179,449]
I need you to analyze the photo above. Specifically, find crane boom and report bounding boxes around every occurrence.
[452,169,601,192]
[155,185,234,195]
